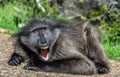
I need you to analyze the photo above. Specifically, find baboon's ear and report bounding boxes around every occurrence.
[50,28,61,48]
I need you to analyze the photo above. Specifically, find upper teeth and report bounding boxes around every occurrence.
[41,46,49,50]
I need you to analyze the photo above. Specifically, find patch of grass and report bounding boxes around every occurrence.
[102,34,120,61]
[0,3,19,32]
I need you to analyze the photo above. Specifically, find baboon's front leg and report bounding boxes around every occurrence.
[23,58,97,75]
[8,41,29,66]
[86,26,110,74]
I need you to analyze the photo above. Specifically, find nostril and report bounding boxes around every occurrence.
[41,41,47,44]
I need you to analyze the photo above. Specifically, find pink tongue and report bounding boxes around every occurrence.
[41,50,49,60]
[41,50,48,58]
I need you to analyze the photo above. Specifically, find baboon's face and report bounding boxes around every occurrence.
[19,20,60,61]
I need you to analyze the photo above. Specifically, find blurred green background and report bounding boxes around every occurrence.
[0,0,120,61]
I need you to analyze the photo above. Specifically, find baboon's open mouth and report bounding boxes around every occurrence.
[40,46,49,61]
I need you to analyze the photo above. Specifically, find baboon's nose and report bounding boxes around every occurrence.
[41,40,47,44]
[38,40,48,47]
[41,41,49,47]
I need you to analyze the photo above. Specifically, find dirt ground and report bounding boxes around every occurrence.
[0,33,120,77]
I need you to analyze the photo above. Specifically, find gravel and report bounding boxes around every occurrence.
[0,33,120,77]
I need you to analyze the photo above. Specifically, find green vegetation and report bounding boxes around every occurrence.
[0,0,120,61]
[0,3,19,32]
[101,17,120,61]
[103,40,120,61]
[102,33,120,61]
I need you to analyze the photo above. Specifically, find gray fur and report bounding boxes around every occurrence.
[8,19,109,75]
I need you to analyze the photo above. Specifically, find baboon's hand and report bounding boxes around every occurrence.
[23,61,41,71]
[8,53,24,66]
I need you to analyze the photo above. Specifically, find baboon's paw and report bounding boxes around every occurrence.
[8,53,24,66]
[97,64,109,74]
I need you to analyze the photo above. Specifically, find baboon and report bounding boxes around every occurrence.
[8,19,109,75]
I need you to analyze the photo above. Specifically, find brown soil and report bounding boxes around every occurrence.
[0,33,120,77]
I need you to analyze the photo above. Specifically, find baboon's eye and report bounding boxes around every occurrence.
[40,27,47,31]
[32,27,47,33]
[32,29,39,33]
